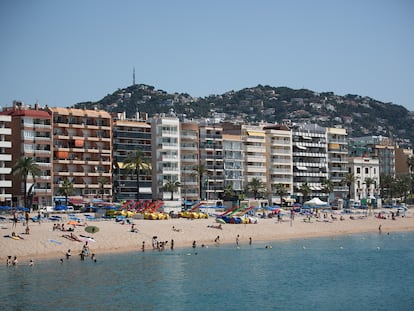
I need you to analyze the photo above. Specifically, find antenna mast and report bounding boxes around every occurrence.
[133,67,136,86]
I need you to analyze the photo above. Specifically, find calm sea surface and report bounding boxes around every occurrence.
[1,232,414,311]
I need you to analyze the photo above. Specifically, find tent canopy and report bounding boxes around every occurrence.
[304,197,328,206]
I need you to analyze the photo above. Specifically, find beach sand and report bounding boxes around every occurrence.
[1,210,413,263]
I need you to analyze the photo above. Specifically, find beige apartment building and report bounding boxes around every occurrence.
[49,107,112,202]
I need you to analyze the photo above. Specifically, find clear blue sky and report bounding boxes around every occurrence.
[1,0,413,110]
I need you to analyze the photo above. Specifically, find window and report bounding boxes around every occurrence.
[357,167,361,174]
[365,168,369,174]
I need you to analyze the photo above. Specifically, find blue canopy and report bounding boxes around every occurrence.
[55,205,68,211]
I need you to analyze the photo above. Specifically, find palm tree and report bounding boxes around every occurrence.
[192,164,207,200]
[364,177,375,198]
[123,150,150,201]
[11,157,40,209]
[343,173,356,200]
[407,156,414,203]
[58,178,74,206]
[163,179,181,200]
[223,184,235,201]
[322,179,334,202]
[299,182,311,203]
[247,178,265,200]
[98,177,107,200]
[274,183,288,206]
[380,174,394,202]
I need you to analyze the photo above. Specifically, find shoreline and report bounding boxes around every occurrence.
[1,211,413,263]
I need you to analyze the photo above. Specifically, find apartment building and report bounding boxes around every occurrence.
[199,122,224,201]
[0,115,12,204]
[264,124,293,203]
[180,122,200,201]
[222,133,244,198]
[49,107,112,202]
[327,127,348,200]
[348,135,395,177]
[2,102,53,208]
[348,157,380,202]
[292,123,328,201]
[151,115,181,201]
[112,112,152,201]
[395,146,413,177]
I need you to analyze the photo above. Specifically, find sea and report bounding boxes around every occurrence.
[1,232,414,311]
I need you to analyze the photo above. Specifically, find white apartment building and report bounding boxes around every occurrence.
[0,115,12,203]
[241,125,267,188]
[264,124,293,204]
[348,157,380,203]
[151,115,181,201]
[292,123,329,201]
[180,122,200,201]
[222,133,244,198]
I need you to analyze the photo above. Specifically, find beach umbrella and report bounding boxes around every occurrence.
[85,226,99,234]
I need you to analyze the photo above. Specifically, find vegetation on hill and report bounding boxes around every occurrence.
[73,84,414,147]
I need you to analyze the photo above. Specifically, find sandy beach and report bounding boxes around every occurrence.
[1,210,414,263]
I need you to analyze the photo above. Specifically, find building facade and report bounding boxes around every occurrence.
[112,112,152,201]
[292,124,329,201]
[0,115,12,204]
[50,107,113,202]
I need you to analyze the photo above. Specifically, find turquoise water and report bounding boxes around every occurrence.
[1,232,414,311]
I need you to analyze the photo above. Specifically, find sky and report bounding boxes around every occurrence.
[1,0,413,110]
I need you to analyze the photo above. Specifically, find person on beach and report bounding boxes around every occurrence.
[379,224,382,234]
[37,211,41,224]
[12,256,18,266]
[12,211,17,229]
[25,211,29,226]
[171,239,174,250]
[249,237,252,245]
[141,241,145,252]
[214,235,220,244]
[236,234,240,246]
[29,259,34,266]
[192,240,197,248]
[6,256,12,266]
[66,249,72,259]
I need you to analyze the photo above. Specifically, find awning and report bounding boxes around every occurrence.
[302,136,312,140]
[69,198,84,205]
[296,166,307,170]
[117,162,151,169]
[247,131,265,137]
[296,145,307,150]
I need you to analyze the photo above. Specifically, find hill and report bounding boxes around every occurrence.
[73,84,414,147]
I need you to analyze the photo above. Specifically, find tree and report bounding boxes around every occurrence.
[98,177,107,200]
[123,150,150,201]
[407,156,414,203]
[11,157,40,209]
[274,183,288,206]
[163,179,181,200]
[192,164,207,200]
[364,177,375,198]
[58,178,74,206]
[343,173,356,200]
[321,179,334,201]
[247,178,265,200]
[299,182,311,203]
[380,174,394,201]
[223,184,235,201]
